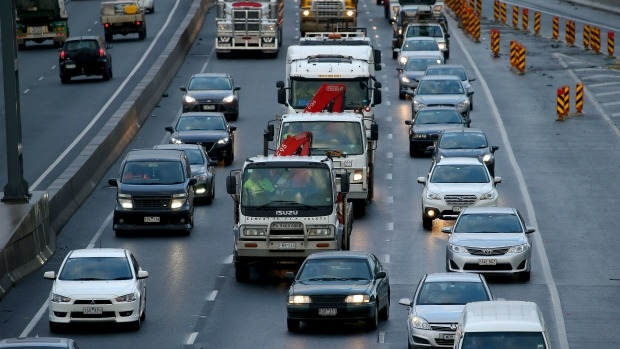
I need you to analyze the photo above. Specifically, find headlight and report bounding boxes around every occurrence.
[262,24,275,31]
[508,243,530,253]
[413,100,427,109]
[482,154,492,163]
[222,95,235,103]
[51,294,71,303]
[399,56,408,65]
[438,42,446,50]
[308,228,331,236]
[183,95,197,104]
[171,193,188,209]
[244,228,266,236]
[479,190,497,200]
[289,295,311,304]
[194,173,209,181]
[352,170,363,182]
[400,76,410,84]
[425,190,441,200]
[346,10,355,17]
[302,10,310,16]
[456,99,470,109]
[448,243,468,253]
[218,23,232,31]
[434,4,443,12]
[116,293,137,302]
[170,137,184,145]
[398,28,402,35]
[410,315,431,330]
[217,136,230,145]
[118,193,133,209]
[345,294,370,303]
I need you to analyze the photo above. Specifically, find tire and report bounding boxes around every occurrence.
[129,318,141,331]
[49,321,63,333]
[342,229,350,251]
[469,96,474,110]
[139,28,146,40]
[105,33,113,42]
[60,75,70,84]
[392,50,398,59]
[409,143,417,157]
[140,294,146,321]
[353,200,366,217]
[376,0,381,5]
[224,147,234,166]
[18,42,26,50]
[204,193,213,205]
[422,215,433,230]
[365,305,379,330]
[519,270,531,282]
[102,68,111,81]
[368,165,374,201]
[379,295,390,320]
[115,229,127,237]
[399,90,406,100]
[287,318,301,332]
[235,264,250,282]
[229,111,239,121]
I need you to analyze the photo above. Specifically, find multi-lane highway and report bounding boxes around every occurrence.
[1,0,620,348]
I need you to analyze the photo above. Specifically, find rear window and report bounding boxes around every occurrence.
[64,40,98,51]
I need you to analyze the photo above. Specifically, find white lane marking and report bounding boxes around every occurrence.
[38,77,44,81]
[595,90,620,97]
[224,255,233,264]
[378,330,385,343]
[186,332,199,345]
[29,0,183,191]
[87,212,114,248]
[19,0,185,338]
[23,89,30,94]
[457,28,570,349]
[387,152,393,158]
[384,254,390,264]
[387,222,393,231]
[387,196,393,203]
[207,290,218,301]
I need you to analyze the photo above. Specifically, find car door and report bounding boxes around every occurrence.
[370,254,389,307]
[130,253,147,310]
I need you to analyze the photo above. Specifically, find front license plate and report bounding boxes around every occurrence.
[318,308,337,316]
[65,64,76,69]
[441,333,455,340]
[279,242,296,249]
[452,206,465,212]
[202,105,216,110]
[144,216,160,223]
[479,259,497,265]
[83,307,103,315]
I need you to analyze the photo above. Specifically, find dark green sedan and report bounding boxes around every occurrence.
[285,251,391,332]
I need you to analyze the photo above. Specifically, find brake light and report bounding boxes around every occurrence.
[60,51,66,59]
[135,21,141,25]
[99,48,105,57]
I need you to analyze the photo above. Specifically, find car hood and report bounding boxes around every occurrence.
[450,233,528,247]
[290,280,371,295]
[186,90,233,99]
[416,94,468,104]
[438,148,488,158]
[427,182,494,194]
[414,304,465,322]
[414,124,463,134]
[118,183,187,195]
[171,130,229,143]
[403,71,425,79]
[52,280,137,297]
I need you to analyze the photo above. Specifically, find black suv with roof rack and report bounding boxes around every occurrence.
[58,35,112,84]
[108,149,197,236]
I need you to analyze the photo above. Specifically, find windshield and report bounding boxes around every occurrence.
[406,25,444,38]
[241,167,333,207]
[417,79,464,94]
[461,332,547,349]
[430,164,489,183]
[175,115,226,131]
[298,258,371,280]
[454,214,523,234]
[416,281,489,305]
[281,121,364,155]
[427,67,467,81]
[439,133,487,149]
[59,257,133,281]
[415,109,463,124]
[404,58,443,71]
[290,79,370,110]
[121,161,185,184]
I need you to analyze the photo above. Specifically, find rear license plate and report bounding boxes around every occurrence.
[83,307,103,315]
[65,64,76,69]
[441,333,455,340]
[452,206,465,212]
[30,26,45,34]
[479,259,497,265]
[144,216,160,223]
[318,308,337,316]
[202,105,216,110]
[279,242,296,249]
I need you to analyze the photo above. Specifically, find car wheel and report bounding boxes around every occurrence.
[469,96,474,110]
[518,270,531,282]
[204,193,213,205]
[140,293,146,321]
[409,143,417,157]
[229,111,239,121]
[224,148,234,166]
[49,321,63,333]
[376,0,381,5]
[60,74,70,84]
[379,294,390,320]
[392,50,398,59]
[129,317,141,331]
[422,215,433,230]
[235,264,250,282]
[102,69,111,81]
[115,229,127,237]
[287,318,301,332]
[399,89,406,100]
[365,305,379,330]
[216,51,227,59]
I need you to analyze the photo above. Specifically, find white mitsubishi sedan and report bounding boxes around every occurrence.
[44,248,148,332]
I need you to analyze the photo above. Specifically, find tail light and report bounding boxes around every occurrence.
[60,51,66,59]
[135,21,141,25]
[99,48,105,57]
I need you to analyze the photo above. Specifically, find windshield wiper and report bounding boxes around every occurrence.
[256,200,298,209]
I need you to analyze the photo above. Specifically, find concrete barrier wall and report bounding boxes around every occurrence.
[0,0,213,300]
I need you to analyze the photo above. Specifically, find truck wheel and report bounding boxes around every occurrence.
[342,231,350,251]
[105,33,112,42]
[353,200,366,217]
[49,321,63,333]
[422,215,433,230]
[139,28,146,40]
[368,166,374,201]
[235,264,250,282]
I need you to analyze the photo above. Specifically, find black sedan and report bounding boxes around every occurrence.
[58,36,112,83]
[404,106,470,157]
[165,112,236,166]
[180,73,241,121]
[285,251,391,332]
[429,127,499,176]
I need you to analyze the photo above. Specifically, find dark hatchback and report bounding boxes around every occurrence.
[59,36,112,84]
[108,149,197,236]
[165,112,236,166]
[285,251,391,332]
[180,73,241,121]
[405,106,470,157]
[430,128,499,176]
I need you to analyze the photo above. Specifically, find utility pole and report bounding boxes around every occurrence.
[1,0,31,203]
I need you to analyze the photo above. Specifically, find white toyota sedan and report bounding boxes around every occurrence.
[44,248,148,332]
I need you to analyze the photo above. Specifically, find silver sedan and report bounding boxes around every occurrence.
[409,75,471,118]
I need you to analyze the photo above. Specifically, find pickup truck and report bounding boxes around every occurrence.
[100,1,147,42]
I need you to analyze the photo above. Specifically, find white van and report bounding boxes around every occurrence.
[453,300,552,349]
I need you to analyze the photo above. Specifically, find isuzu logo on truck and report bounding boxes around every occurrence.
[276,210,299,216]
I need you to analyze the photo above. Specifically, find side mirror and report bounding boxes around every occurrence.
[276,80,285,88]
[491,145,499,153]
[372,88,382,106]
[370,124,379,141]
[264,124,274,142]
[340,173,350,193]
[234,86,241,91]
[108,178,118,187]
[375,271,387,279]
[137,270,149,279]
[230,126,237,132]
[417,176,426,184]
[165,126,174,133]
[226,175,237,195]
[188,178,198,185]
[180,86,187,92]
[441,226,452,234]
[277,87,287,105]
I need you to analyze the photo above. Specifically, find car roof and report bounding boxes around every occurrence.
[460,206,518,215]
[0,337,75,348]
[420,74,462,81]
[404,36,438,42]
[436,157,483,166]
[461,301,545,332]
[67,248,129,259]
[440,127,485,135]
[306,251,371,260]
[66,36,100,42]
[427,64,466,70]
[153,144,204,151]
[179,112,226,118]
[126,149,186,162]
[190,73,230,79]
[424,272,484,283]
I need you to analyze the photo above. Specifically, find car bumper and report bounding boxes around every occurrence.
[113,208,192,231]
[446,250,531,274]
[409,139,436,153]
[192,178,212,198]
[422,198,498,220]
[49,300,141,324]
[407,326,456,348]
[287,301,376,322]
[60,61,108,77]
[182,102,238,118]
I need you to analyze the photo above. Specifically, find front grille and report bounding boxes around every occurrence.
[436,338,455,346]
[427,103,456,107]
[233,9,261,31]
[132,197,171,209]
[71,312,116,319]
[463,263,513,271]
[444,195,477,205]
[269,229,305,236]
[468,247,509,256]
[311,295,345,303]
[74,299,112,305]
[312,0,345,18]
[430,324,456,331]
[197,98,222,103]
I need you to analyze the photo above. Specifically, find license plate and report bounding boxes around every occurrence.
[318,308,337,316]
[202,105,216,110]
[30,26,45,34]
[144,216,160,223]
[83,307,103,315]
[452,206,465,212]
[441,334,455,340]
[479,259,497,265]
[65,64,76,69]
[279,242,296,249]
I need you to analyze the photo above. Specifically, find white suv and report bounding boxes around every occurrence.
[417,157,501,229]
